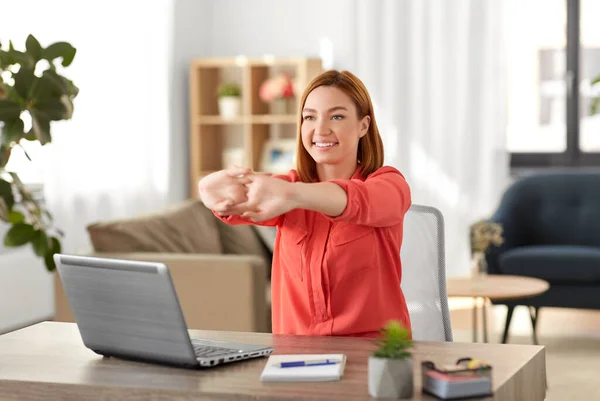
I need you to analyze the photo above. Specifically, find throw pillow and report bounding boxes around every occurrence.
[87,199,223,254]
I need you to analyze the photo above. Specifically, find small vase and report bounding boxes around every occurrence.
[368,356,413,399]
[272,98,294,114]
[470,251,488,277]
[218,96,241,120]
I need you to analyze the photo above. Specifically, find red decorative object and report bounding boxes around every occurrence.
[259,72,295,103]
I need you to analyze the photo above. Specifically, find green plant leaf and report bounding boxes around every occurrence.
[33,98,68,121]
[30,70,63,102]
[29,109,51,144]
[31,229,49,257]
[0,178,14,210]
[2,117,25,144]
[13,67,35,100]
[4,222,35,246]
[0,144,12,167]
[591,98,600,115]
[2,44,32,69]
[0,199,9,222]
[25,35,43,63]
[0,99,21,121]
[43,236,61,271]
[43,42,76,67]
[7,210,24,224]
[372,320,412,359]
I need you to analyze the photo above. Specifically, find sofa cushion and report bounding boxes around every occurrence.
[87,200,223,254]
[253,226,277,252]
[214,219,273,279]
[499,245,600,284]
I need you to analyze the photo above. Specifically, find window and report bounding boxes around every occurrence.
[506,0,600,167]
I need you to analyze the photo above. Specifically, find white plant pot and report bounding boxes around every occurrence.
[368,356,414,399]
[218,97,241,120]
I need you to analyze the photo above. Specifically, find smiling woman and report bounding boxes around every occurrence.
[199,70,412,338]
[297,70,384,183]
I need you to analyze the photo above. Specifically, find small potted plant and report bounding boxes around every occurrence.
[217,82,241,120]
[469,219,504,277]
[368,320,414,399]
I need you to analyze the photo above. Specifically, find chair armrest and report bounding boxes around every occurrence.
[54,252,270,333]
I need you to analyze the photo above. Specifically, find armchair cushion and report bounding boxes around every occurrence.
[499,245,600,284]
[86,199,223,254]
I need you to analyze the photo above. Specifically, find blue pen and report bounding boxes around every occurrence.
[279,359,340,368]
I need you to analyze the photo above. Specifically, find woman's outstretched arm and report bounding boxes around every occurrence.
[241,167,410,228]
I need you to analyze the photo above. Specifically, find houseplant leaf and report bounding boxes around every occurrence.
[25,35,43,63]
[0,178,15,209]
[2,117,25,144]
[30,70,64,102]
[13,67,36,101]
[32,229,50,257]
[3,41,33,69]
[8,210,25,224]
[43,42,76,67]
[29,109,52,144]
[0,144,12,167]
[43,236,61,271]
[0,99,21,121]
[4,222,36,246]
[34,98,68,121]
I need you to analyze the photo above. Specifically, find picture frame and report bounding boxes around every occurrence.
[260,139,297,174]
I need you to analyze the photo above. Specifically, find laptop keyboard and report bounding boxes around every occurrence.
[191,340,241,358]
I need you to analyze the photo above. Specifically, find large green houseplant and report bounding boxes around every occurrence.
[0,34,78,271]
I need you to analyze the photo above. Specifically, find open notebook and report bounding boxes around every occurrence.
[260,354,347,382]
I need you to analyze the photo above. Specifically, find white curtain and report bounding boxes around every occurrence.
[2,0,174,253]
[353,0,509,276]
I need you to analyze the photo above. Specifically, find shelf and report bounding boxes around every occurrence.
[194,114,298,125]
[189,57,323,198]
[251,115,297,124]
[196,115,247,125]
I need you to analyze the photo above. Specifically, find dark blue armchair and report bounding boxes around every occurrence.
[486,171,600,344]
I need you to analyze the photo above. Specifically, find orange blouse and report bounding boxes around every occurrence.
[214,166,412,338]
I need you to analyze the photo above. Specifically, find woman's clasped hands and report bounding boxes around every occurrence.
[198,166,297,222]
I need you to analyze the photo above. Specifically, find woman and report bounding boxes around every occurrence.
[198,70,412,338]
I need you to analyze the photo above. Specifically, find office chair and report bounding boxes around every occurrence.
[400,204,453,342]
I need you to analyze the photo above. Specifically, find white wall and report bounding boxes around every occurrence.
[204,0,356,70]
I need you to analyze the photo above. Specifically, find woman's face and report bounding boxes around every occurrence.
[301,86,370,167]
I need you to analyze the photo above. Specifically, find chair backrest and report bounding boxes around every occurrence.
[400,204,453,342]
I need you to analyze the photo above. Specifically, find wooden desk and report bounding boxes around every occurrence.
[0,322,546,401]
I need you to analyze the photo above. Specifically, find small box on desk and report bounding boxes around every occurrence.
[422,358,492,400]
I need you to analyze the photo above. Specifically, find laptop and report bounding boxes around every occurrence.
[54,254,274,369]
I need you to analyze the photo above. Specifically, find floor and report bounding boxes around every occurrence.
[449,299,600,401]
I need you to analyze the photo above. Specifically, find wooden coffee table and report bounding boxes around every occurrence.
[446,275,550,343]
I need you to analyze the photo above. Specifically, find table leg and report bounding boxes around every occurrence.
[472,297,478,342]
[482,298,488,343]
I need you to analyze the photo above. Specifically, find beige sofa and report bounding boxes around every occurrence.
[53,200,275,333]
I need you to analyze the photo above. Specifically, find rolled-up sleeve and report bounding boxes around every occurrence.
[326,167,411,227]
